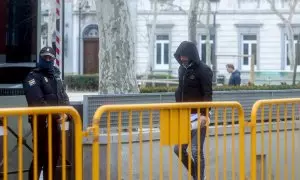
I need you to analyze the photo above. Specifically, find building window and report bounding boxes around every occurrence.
[285,35,300,68]
[154,35,169,70]
[241,34,257,70]
[199,35,214,64]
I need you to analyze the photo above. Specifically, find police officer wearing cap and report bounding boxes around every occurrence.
[23,46,70,180]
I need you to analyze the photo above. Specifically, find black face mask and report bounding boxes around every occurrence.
[38,56,54,70]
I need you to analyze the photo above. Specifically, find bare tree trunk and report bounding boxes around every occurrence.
[146,0,158,78]
[293,33,300,85]
[205,1,211,66]
[188,0,201,44]
[96,0,139,94]
[286,23,295,71]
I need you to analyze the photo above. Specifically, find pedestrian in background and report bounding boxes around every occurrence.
[226,64,241,86]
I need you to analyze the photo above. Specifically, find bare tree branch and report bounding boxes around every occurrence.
[288,0,299,21]
[197,0,206,26]
[266,0,288,22]
[267,0,298,84]
[164,2,188,14]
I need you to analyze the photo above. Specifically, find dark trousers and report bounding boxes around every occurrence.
[174,128,206,180]
[29,119,61,180]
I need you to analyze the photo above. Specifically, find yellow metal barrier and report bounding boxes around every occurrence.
[90,101,246,180]
[250,98,300,180]
[0,106,83,180]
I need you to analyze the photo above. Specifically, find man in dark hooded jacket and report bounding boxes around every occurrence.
[23,46,70,180]
[173,41,213,180]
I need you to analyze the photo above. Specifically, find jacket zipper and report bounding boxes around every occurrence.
[181,63,193,102]
[181,72,185,102]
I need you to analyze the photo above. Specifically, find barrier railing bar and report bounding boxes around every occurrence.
[231,109,235,180]
[3,116,8,180]
[33,115,38,180]
[223,108,227,180]
[205,109,210,180]
[169,111,173,180]
[48,114,53,180]
[138,112,143,180]
[215,109,219,180]
[187,109,192,180]
[129,111,133,180]
[284,104,287,180]
[268,105,272,180]
[107,112,111,180]
[238,105,246,180]
[18,115,23,180]
[197,109,201,180]
[62,117,67,180]
[149,111,153,180]
[276,105,280,180]
[118,112,122,180]
[292,104,295,180]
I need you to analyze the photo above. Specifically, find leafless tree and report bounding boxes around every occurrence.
[196,0,212,66]
[267,0,299,85]
[189,0,201,44]
[204,0,212,67]
[95,0,139,94]
[146,0,159,78]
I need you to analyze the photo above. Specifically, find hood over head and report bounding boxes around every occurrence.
[174,41,201,66]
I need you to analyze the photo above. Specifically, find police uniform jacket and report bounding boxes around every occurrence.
[23,67,70,122]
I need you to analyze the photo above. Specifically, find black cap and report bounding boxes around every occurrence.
[40,46,56,59]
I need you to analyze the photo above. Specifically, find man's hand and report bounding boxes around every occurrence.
[57,114,68,124]
[199,115,210,128]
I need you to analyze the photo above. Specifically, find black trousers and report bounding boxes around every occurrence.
[28,119,61,180]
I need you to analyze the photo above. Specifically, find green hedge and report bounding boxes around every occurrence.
[64,75,300,92]
[65,75,98,91]
[140,84,300,93]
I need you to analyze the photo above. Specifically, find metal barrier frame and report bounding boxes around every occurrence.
[0,106,83,180]
[250,98,300,180]
[91,101,246,180]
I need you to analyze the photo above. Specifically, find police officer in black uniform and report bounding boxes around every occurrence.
[23,46,70,180]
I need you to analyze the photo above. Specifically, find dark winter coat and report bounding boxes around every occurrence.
[174,41,213,115]
[228,70,241,86]
[23,66,70,122]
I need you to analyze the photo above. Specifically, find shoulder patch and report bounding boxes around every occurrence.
[44,77,48,83]
[28,79,36,86]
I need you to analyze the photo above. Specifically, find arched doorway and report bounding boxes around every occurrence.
[83,24,99,74]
